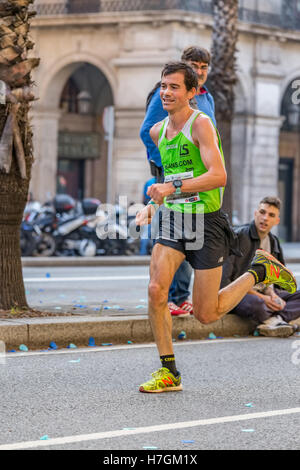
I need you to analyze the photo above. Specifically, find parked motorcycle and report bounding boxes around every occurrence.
[20,195,140,256]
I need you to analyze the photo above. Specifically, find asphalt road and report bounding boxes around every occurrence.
[0,337,299,450]
[23,265,150,313]
[22,263,300,314]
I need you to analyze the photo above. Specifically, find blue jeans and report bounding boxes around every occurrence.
[232,289,300,324]
[168,259,192,305]
[139,224,152,255]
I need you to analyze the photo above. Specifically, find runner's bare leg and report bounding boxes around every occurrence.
[192,267,255,324]
[148,243,185,356]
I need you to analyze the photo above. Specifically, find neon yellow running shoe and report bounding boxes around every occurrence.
[139,367,183,393]
[250,249,297,294]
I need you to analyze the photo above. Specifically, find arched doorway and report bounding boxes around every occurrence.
[279,78,300,241]
[57,62,114,201]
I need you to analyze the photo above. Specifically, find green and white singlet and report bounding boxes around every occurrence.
[158,110,225,214]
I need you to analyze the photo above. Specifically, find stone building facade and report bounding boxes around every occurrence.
[29,0,300,241]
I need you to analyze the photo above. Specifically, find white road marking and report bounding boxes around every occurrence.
[5,337,270,359]
[1,407,300,449]
[23,275,149,282]
[22,269,300,283]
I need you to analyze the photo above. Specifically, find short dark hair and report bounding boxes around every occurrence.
[161,61,198,91]
[181,46,211,65]
[259,196,281,211]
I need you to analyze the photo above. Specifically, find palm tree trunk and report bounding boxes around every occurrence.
[209,0,239,220]
[0,0,39,310]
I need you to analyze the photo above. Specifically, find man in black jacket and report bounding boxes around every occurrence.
[221,196,300,337]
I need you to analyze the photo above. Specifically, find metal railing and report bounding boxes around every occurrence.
[35,0,300,31]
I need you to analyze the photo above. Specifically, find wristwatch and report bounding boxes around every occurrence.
[172,179,182,195]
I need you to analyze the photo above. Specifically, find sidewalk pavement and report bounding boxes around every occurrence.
[1,309,299,352]
[0,242,298,351]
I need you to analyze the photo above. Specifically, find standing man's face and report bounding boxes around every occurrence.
[185,60,209,88]
[254,203,280,237]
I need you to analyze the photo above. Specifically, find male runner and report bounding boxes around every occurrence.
[140,46,215,317]
[136,61,297,393]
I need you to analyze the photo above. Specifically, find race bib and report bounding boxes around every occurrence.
[164,171,200,204]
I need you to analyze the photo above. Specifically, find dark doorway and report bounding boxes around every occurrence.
[57,159,85,200]
[278,158,294,241]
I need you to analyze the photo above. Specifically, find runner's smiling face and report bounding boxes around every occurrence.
[160,72,196,112]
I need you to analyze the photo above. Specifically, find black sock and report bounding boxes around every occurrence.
[248,264,266,284]
[160,355,178,376]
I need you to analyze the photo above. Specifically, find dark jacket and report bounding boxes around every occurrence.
[221,220,285,288]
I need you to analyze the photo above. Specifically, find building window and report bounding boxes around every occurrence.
[67,0,99,14]
[60,78,80,114]
[281,78,300,132]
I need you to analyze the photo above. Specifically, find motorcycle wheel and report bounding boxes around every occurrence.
[33,233,56,257]
[125,237,140,255]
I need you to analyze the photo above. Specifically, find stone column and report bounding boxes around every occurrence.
[246,115,284,220]
[30,108,61,202]
[241,37,285,222]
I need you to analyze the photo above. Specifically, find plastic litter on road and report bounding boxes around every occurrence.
[178,331,187,340]
[208,332,217,339]
[88,337,96,347]
[19,344,28,352]
[67,343,77,349]
[49,341,58,350]
[40,435,49,440]
[245,403,254,407]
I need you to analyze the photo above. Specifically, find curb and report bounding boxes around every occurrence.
[1,314,299,351]
[21,256,151,267]
[21,255,299,267]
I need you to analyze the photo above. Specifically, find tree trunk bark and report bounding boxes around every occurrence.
[218,120,233,218]
[209,0,239,221]
[0,0,39,311]
[0,195,27,310]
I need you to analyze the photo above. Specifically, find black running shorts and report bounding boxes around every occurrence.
[154,208,238,270]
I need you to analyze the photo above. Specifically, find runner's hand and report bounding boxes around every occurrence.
[135,204,155,226]
[147,183,173,205]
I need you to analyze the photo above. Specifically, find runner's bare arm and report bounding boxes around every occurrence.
[149,121,163,147]
[135,121,164,223]
[180,114,227,193]
[145,121,171,205]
